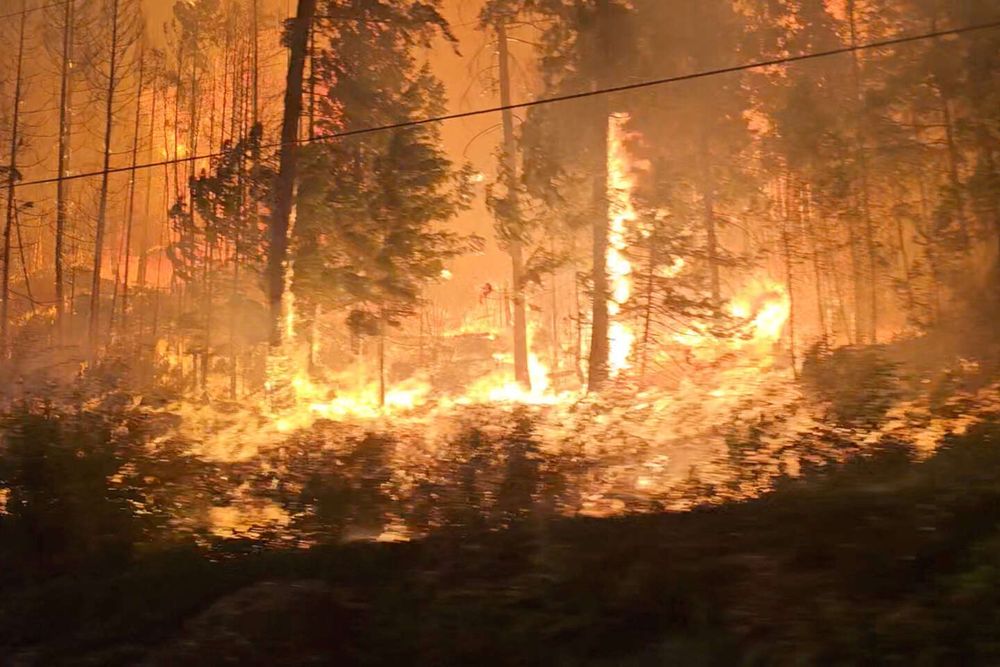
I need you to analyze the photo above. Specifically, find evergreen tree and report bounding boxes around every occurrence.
[294,0,475,405]
[519,0,639,391]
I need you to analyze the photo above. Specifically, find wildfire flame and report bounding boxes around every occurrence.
[607,113,637,377]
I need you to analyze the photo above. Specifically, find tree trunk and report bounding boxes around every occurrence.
[587,103,611,392]
[700,131,721,303]
[268,0,316,346]
[89,0,123,358]
[892,186,917,319]
[847,0,878,344]
[54,0,75,343]
[914,175,944,323]
[781,174,798,378]
[940,96,970,248]
[112,47,146,340]
[802,185,828,346]
[2,0,27,359]
[378,321,386,408]
[639,233,656,381]
[231,43,251,400]
[15,206,35,316]
[549,237,559,373]
[846,206,865,345]
[497,21,531,389]
[573,250,584,384]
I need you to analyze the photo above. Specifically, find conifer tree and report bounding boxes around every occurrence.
[294,0,473,405]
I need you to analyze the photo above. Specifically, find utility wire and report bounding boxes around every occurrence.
[10,17,1000,192]
[0,0,70,22]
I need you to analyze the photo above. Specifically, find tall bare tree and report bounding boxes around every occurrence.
[1,0,28,359]
[53,0,77,341]
[110,43,147,339]
[85,0,141,356]
[496,20,531,389]
[268,0,316,346]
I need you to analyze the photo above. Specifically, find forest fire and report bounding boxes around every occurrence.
[2,0,1000,660]
[226,111,796,439]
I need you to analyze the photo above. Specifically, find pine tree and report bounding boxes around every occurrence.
[294,1,472,405]
[519,0,639,391]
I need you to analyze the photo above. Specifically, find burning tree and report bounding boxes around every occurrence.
[519,0,640,391]
[293,0,475,406]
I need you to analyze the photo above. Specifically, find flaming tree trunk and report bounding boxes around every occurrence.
[268,0,316,346]
[497,21,531,390]
[588,100,611,392]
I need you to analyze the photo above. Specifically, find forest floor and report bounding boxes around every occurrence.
[3,414,1000,665]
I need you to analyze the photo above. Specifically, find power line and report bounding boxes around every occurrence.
[10,17,1000,192]
[0,0,70,22]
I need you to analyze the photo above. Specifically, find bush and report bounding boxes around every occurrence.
[801,344,901,428]
[0,406,142,579]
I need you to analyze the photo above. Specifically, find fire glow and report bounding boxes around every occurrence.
[607,113,637,377]
[154,118,798,467]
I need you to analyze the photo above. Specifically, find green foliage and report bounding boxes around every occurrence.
[0,407,141,577]
[190,125,269,262]
[801,344,902,427]
[5,417,999,664]
[291,433,396,540]
[294,6,477,339]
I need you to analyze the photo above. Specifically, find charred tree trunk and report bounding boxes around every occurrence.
[136,74,158,349]
[268,0,316,346]
[549,237,559,373]
[940,96,970,248]
[378,314,386,409]
[1,0,27,359]
[572,247,584,384]
[847,0,878,344]
[231,42,251,400]
[915,175,944,323]
[89,0,123,357]
[585,0,614,392]
[14,206,35,316]
[780,175,798,378]
[112,47,146,340]
[846,206,865,345]
[802,185,828,347]
[497,21,531,390]
[700,131,721,303]
[54,0,76,343]
[639,233,656,381]
[892,185,917,320]
[587,100,611,392]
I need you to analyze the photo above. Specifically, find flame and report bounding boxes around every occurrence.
[458,323,564,405]
[671,276,791,359]
[607,114,636,377]
[725,276,792,353]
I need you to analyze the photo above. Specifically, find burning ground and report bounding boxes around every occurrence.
[1,364,999,664]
